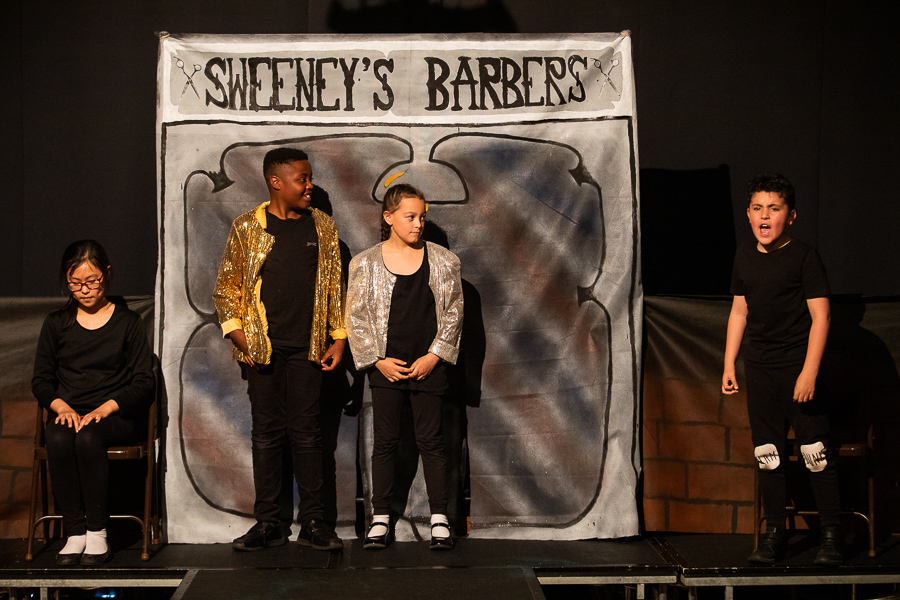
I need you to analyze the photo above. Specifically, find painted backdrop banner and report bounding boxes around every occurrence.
[156,33,642,542]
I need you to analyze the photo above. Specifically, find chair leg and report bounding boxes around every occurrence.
[40,461,50,540]
[753,468,761,547]
[868,471,876,558]
[151,473,161,545]
[26,458,41,561]
[141,449,155,560]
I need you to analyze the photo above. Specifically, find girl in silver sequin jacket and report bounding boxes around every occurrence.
[345,240,463,371]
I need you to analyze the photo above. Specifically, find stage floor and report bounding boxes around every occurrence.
[2,534,900,599]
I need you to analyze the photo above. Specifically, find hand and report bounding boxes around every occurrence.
[793,369,817,403]
[79,400,120,427]
[51,399,81,430]
[409,353,440,380]
[376,358,411,383]
[319,339,346,372]
[228,329,255,367]
[722,370,739,394]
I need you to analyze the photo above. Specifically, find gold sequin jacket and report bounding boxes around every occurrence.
[213,202,346,365]
[346,241,463,371]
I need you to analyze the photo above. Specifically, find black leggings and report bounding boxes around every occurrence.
[45,415,136,536]
[370,387,447,515]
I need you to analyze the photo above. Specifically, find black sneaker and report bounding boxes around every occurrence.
[814,525,845,567]
[232,521,287,551]
[297,518,343,551]
[748,527,786,564]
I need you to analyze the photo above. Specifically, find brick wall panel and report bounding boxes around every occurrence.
[643,459,687,499]
[642,376,664,422]
[727,427,755,465]
[642,497,667,532]
[735,504,757,534]
[643,422,660,459]
[0,514,26,539]
[0,469,13,508]
[658,423,726,462]
[0,469,32,538]
[0,438,32,469]
[668,500,734,534]
[662,379,719,424]
[719,394,750,428]
[688,463,755,502]
[2,399,35,438]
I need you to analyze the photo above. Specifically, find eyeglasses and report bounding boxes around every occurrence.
[67,277,103,292]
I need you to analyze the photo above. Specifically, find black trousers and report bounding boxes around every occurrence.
[370,387,447,515]
[45,415,135,536]
[746,362,841,527]
[245,348,324,525]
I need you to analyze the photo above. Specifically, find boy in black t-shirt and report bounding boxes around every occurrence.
[722,173,842,566]
[213,148,347,552]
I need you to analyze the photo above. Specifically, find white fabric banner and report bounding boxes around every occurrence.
[156,33,642,542]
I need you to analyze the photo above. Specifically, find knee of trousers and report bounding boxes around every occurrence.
[372,438,400,459]
[286,433,322,451]
[250,431,288,450]
[800,441,829,472]
[416,438,446,458]
[755,443,781,471]
[286,422,322,449]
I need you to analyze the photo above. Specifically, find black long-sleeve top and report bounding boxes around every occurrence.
[31,303,154,417]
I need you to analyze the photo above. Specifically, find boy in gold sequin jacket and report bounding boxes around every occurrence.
[213,201,346,365]
[212,148,346,553]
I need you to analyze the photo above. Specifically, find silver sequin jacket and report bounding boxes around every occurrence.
[346,242,463,371]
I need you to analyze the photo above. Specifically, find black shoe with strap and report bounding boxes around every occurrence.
[814,525,845,567]
[297,518,343,551]
[364,520,392,550]
[232,521,287,552]
[748,527,786,564]
[429,522,454,551]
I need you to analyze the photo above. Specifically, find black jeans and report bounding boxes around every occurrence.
[370,387,447,515]
[746,362,840,526]
[245,348,324,525]
[45,414,136,536]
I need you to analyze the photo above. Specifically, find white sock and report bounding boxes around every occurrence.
[85,529,108,555]
[368,515,390,538]
[431,514,450,538]
[60,534,86,555]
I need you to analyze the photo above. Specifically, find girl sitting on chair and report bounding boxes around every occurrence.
[32,240,154,566]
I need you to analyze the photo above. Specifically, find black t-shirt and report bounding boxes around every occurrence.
[31,302,155,417]
[730,239,830,366]
[369,246,447,393]
[261,209,319,350]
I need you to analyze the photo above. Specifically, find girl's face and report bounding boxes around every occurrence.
[67,261,108,310]
[385,195,426,246]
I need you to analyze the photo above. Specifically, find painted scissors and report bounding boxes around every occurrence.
[175,57,202,99]
[592,58,620,96]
